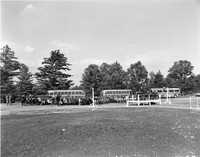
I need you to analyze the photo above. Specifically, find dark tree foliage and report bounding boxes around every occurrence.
[81,64,102,96]
[99,63,112,89]
[109,62,127,89]
[0,45,20,95]
[148,71,155,88]
[166,60,194,93]
[100,62,127,90]
[16,64,33,95]
[35,50,73,92]
[70,85,83,90]
[127,61,148,93]
[167,60,193,80]
[192,74,200,92]
[182,75,195,94]
[148,70,166,88]
[165,77,176,88]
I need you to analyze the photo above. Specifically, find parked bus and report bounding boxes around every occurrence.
[48,90,86,99]
[151,87,180,98]
[101,89,131,101]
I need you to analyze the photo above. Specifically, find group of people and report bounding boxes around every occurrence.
[1,95,14,105]
[1,94,93,106]
[20,94,66,106]
[20,94,85,106]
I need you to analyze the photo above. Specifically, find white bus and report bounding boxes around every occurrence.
[48,90,86,99]
[151,87,180,98]
[101,89,131,101]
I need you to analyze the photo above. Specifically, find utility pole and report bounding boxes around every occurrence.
[166,87,169,103]
[92,87,95,107]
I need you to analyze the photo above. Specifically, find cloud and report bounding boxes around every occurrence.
[25,4,34,10]
[24,45,35,53]
[21,4,36,15]
[50,40,80,53]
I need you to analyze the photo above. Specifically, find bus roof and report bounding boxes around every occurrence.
[48,90,84,92]
[102,89,131,91]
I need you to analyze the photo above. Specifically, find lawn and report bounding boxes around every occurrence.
[1,107,200,157]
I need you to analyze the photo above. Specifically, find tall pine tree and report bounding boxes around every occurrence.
[0,45,20,95]
[17,64,33,95]
[35,50,73,92]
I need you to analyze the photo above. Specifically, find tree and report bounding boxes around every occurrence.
[166,60,194,93]
[100,62,127,90]
[109,62,127,89]
[16,64,33,95]
[167,60,193,80]
[81,64,102,96]
[127,61,148,93]
[70,85,83,90]
[99,63,112,89]
[35,50,73,93]
[0,45,20,95]
[148,70,166,88]
[148,71,156,88]
[192,74,200,92]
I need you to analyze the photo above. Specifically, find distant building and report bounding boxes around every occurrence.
[151,87,180,98]
[48,90,86,99]
[101,89,131,100]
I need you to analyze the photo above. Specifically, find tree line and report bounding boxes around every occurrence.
[0,45,73,97]
[1,45,200,99]
[81,61,200,96]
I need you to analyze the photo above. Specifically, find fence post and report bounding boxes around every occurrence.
[92,88,95,107]
[149,95,151,106]
[126,96,129,107]
[137,95,140,106]
[78,98,81,106]
[159,95,161,105]
[166,87,169,104]
[189,96,192,111]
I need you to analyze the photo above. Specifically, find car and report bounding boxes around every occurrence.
[195,93,200,97]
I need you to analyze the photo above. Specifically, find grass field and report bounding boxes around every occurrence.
[1,106,200,157]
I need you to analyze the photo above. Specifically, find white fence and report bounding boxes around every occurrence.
[126,95,200,109]
[126,95,161,106]
[189,96,200,110]
[166,96,200,109]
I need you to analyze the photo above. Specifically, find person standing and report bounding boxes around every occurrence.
[21,95,26,106]
[56,94,61,106]
[6,95,9,105]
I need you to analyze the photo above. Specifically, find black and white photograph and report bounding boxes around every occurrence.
[1,0,200,157]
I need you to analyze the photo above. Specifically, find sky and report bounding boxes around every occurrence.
[1,0,200,85]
